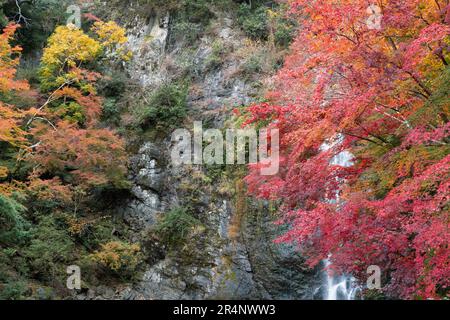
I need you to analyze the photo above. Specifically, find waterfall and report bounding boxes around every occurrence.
[322,259,361,300]
[315,136,361,300]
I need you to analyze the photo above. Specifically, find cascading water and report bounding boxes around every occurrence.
[322,259,361,300]
[314,136,362,300]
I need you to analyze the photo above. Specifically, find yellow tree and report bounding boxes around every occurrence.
[35,22,131,127]
[29,21,131,192]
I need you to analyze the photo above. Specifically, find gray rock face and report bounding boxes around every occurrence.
[242,203,322,299]
[122,142,167,231]
[132,143,165,193]
[126,13,170,87]
[123,186,160,230]
[90,7,320,301]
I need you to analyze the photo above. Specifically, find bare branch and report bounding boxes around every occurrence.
[14,0,31,26]
[26,79,75,128]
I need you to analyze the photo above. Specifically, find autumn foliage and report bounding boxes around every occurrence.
[243,0,449,299]
[0,19,135,297]
[0,24,31,151]
[0,21,129,218]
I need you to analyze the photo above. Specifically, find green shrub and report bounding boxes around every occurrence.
[205,40,228,70]
[136,82,188,129]
[237,4,269,40]
[54,102,86,125]
[243,53,264,75]
[101,98,122,125]
[0,1,7,27]
[90,241,142,276]
[241,48,281,77]
[172,20,203,44]
[154,207,202,247]
[98,71,128,98]
[237,2,296,47]
[0,246,28,284]
[0,280,28,300]
[177,0,216,25]
[0,195,29,245]
[17,61,40,85]
[170,0,216,45]
[23,216,75,280]
[274,21,295,47]
[77,217,119,250]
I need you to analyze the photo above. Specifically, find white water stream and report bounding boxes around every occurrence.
[316,137,361,300]
[322,259,361,300]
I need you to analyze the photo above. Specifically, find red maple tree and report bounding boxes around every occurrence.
[243,0,449,299]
